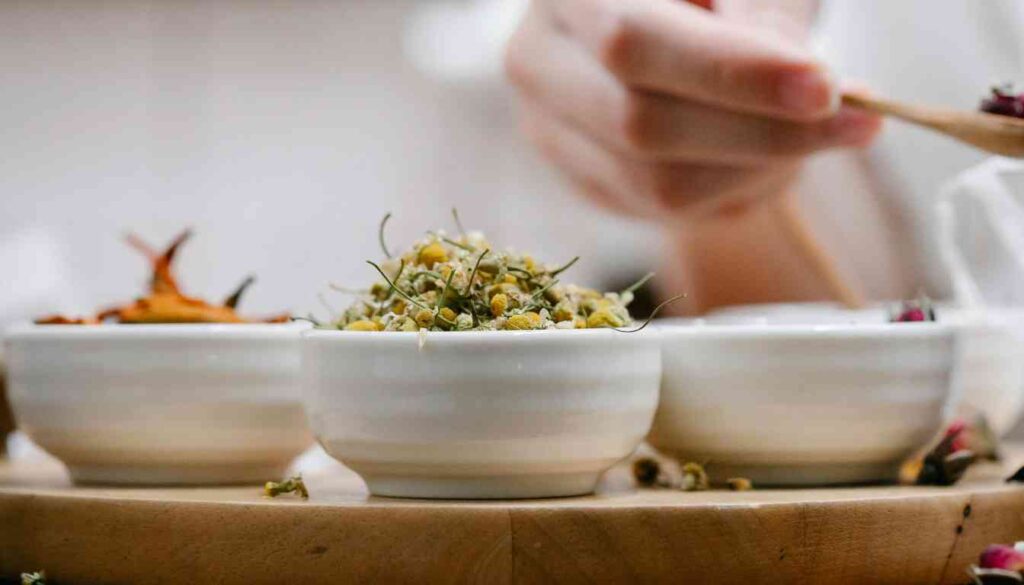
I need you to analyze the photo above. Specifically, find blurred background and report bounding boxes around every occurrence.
[0,0,1020,326]
[0,0,658,328]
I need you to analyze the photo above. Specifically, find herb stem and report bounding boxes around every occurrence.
[366,260,431,312]
[615,293,686,333]
[622,272,655,296]
[550,256,580,277]
[378,213,393,259]
[452,208,467,238]
[464,249,490,296]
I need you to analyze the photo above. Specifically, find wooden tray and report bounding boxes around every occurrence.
[3,450,1024,584]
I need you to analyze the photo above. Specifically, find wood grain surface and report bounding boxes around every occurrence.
[2,453,1024,584]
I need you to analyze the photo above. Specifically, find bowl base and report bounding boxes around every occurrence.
[691,460,902,487]
[69,461,290,486]
[364,471,600,500]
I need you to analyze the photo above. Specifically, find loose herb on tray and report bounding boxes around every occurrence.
[969,542,1024,584]
[264,475,309,500]
[632,455,751,492]
[890,295,936,323]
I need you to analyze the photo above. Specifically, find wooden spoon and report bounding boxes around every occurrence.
[843,92,1024,158]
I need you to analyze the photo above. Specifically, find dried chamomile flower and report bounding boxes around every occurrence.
[324,213,661,333]
[726,478,753,491]
[264,475,309,499]
[21,572,46,585]
[680,462,710,492]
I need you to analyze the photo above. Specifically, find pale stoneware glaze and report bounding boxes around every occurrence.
[651,319,956,485]
[302,328,661,499]
[706,302,1024,436]
[4,323,311,485]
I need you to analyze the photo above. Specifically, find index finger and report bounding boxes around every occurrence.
[551,0,838,121]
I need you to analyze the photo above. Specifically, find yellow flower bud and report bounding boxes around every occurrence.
[490,293,509,317]
[586,309,625,329]
[415,309,434,328]
[418,243,448,268]
[505,311,542,330]
[345,320,381,332]
[439,307,457,322]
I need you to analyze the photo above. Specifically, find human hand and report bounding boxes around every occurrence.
[505,0,882,219]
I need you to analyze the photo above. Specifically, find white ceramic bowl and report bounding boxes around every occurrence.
[650,320,956,485]
[938,307,1024,435]
[4,323,312,485]
[708,302,1024,436]
[302,329,661,499]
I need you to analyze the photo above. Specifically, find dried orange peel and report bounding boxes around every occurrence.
[36,229,288,325]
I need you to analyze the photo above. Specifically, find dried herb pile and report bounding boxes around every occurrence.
[36,229,288,325]
[326,214,648,332]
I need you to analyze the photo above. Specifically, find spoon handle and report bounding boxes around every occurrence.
[842,92,1024,158]
[841,93,951,130]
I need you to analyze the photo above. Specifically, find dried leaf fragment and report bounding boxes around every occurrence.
[264,475,309,499]
[632,457,661,487]
[727,477,753,491]
[680,462,709,492]
[915,429,977,486]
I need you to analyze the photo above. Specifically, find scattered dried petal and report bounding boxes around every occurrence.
[981,544,1024,572]
[727,477,753,491]
[680,462,709,492]
[632,457,661,487]
[264,475,309,499]
[915,428,977,486]
[891,295,936,323]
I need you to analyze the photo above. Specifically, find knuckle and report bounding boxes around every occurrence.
[698,57,739,99]
[616,92,662,153]
[764,124,827,159]
[597,8,640,77]
[639,164,688,206]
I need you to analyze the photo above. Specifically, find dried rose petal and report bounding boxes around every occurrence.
[890,296,936,323]
[981,86,1024,119]
[916,427,977,486]
[980,544,1024,571]
[896,308,927,322]
[945,419,970,453]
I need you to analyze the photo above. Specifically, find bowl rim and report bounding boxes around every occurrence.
[302,326,659,346]
[654,318,952,339]
[4,321,311,339]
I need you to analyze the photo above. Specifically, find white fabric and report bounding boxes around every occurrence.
[937,158,1024,307]
[814,0,1024,299]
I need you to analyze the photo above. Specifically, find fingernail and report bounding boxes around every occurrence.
[778,67,838,116]
[829,108,882,146]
